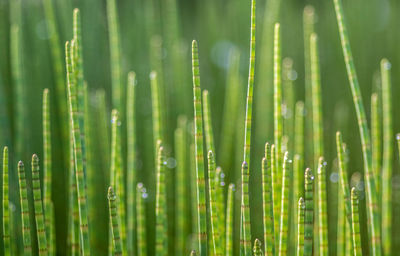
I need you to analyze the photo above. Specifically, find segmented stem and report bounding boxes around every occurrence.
[108,187,122,256]
[271,144,279,247]
[2,147,10,255]
[317,157,328,255]
[262,144,275,256]
[350,188,362,256]
[207,151,220,255]
[155,145,167,256]
[226,184,234,256]
[191,40,207,256]
[278,152,290,256]
[371,93,381,199]
[253,239,263,256]
[333,1,380,254]
[304,168,314,256]
[18,161,32,256]
[203,90,215,155]
[137,183,147,256]
[296,198,305,256]
[381,58,392,255]
[150,71,162,150]
[241,161,251,255]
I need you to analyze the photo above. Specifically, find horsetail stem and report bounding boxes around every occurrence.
[106,0,122,111]
[333,1,381,254]
[262,144,275,256]
[296,198,305,256]
[303,5,315,168]
[304,168,314,256]
[371,93,381,198]
[127,71,137,256]
[273,23,283,221]
[381,58,392,255]
[335,132,352,225]
[108,187,123,256]
[282,58,295,153]
[207,151,219,255]
[18,161,32,256]
[253,239,263,256]
[150,71,162,151]
[215,167,225,255]
[336,175,346,256]
[2,147,10,255]
[241,0,256,250]
[270,144,279,247]
[240,161,251,256]
[203,90,215,154]
[317,157,328,255]
[155,145,167,256]
[350,188,362,256]
[31,154,48,255]
[136,183,147,256]
[175,118,188,255]
[278,152,290,256]
[226,184,234,256]
[191,40,207,256]
[43,88,54,254]
[47,202,55,256]
[66,40,90,256]
[294,101,305,189]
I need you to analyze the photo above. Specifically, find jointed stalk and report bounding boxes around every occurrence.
[215,167,225,255]
[207,151,219,255]
[137,183,147,256]
[317,157,328,256]
[2,147,10,255]
[278,152,290,256]
[304,168,314,256]
[226,184,234,256]
[18,161,32,256]
[108,187,123,256]
[253,239,263,256]
[350,188,362,256]
[150,71,162,151]
[203,90,215,154]
[296,198,305,256]
[333,1,380,254]
[271,144,279,247]
[381,58,392,255]
[191,40,207,256]
[371,93,381,199]
[262,144,275,255]
[155,145,167,256]
[241,161,251,255]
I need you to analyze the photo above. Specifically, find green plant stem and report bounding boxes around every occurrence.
[253,239,263,256]
[108,187,123,256]
[333,1,381,254]
[350,188,362,256]
[191,40,207,256]
[371,93,381,200]
[262,144,275,256]
[271,144,279,248]
[207,151,219,255]
[226,184,234,256]
[136,183,147,256]
[278,152,290,256]
[18,161,32,256]
[203,90,215,155]
[381,58,392,255]
[317,157,328,256]
[2,147,10,255]
[304,168,313,256]
[296,198,305,256]
[241,161,251,256]
[150,71,162,151]
[155,145,167,256]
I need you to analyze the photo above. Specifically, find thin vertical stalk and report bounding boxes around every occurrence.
[278,152,290,256]
[66,41,90,256]
[150,71,162,150]
[215,167,225,255]
[351,188,362,256]
[262,144,275,255]
[225,184,234,256]
[296,198,305,256]
[203,90,215,155]
[371,93,381,199]
[155,145,167,256]
[18,161,32,256]
[303,5,315,168]
[317,157,328,256]
[333,1,380,254]
[127,72,136,256]
[336,172,346,256]
[273,23,283,221]
[108,187,122,256]
[175,119,187,255]
[2,147,10,255]
[271,144,279,247]
[31,155,48,255]
[304,168,314,256]
[43,88,54,254]
[282,58,295,152]
[207,151,219,255]
[106,0,122,111]
[381,58,392,255]
[253,239,263,256]
[294,101,304,168]
[242,0,256,251]
[136,183,147,256]
[191,40,207,256]
[241,161,251,256]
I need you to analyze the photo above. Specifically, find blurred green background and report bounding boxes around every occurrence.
[1,0,400,255]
